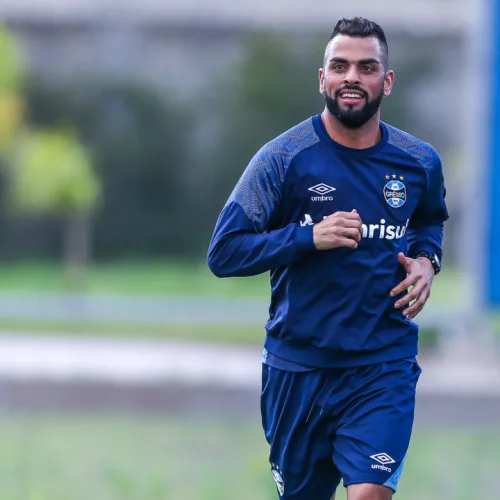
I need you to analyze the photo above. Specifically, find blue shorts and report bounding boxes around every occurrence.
[261,358,421,499]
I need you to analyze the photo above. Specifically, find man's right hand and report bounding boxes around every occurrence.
[312,210,363,250]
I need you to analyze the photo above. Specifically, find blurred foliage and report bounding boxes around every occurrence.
[10,129,98,213]
[0,24,24,93]
[0,93,24,154]
[0,25,24,154]
[0,23,99,286]
[23,79,192,258]
[7,128,100,287]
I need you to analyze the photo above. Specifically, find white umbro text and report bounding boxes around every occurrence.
[308,183,336,201]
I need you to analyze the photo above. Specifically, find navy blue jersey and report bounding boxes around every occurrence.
[208,114,448,368]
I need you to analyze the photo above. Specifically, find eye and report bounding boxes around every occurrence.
[362,65,374,72]
[332,64,345,71]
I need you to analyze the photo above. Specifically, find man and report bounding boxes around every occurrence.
[207,17,448,500]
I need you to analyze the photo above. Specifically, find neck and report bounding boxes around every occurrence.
[320,108,381,149]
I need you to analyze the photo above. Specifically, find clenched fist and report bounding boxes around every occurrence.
[313,209,363,250]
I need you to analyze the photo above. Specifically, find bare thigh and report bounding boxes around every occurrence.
[347,483,393,500]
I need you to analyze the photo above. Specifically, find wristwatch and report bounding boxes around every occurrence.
[416,252,441,275]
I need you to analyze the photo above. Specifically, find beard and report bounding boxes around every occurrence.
[324,84,384,129]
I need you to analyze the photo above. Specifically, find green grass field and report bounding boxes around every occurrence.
[0,260,465,303]
[0,260,268,297]
[0,320,265,343]
[0,415,498,500]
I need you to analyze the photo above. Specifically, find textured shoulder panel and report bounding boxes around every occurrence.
[228,118,320,230]
[386,124,439,169]
[270,116,321,167]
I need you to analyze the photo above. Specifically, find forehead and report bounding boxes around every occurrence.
[325,35,383,63]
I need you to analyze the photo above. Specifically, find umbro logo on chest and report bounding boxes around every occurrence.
[308,183,336,202]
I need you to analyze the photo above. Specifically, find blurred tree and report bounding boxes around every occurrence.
[0,24,101,286]
[9,129,99,287]
[24,79,192,259]
[0,94,23,156]
[88,84,191,259]
[0,24,24,154]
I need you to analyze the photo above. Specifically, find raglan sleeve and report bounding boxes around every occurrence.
[207,144,316,278]
[406,151,449,263]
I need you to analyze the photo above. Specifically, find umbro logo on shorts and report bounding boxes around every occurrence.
[370,452,395,465]
[370,453,395,473]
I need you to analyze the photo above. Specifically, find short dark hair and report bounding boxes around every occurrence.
[324,17,389,69]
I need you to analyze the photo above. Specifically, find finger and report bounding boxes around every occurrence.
[406,307,424,321]
[390,274,420,297]
[322,213,358,225]
[341,219,363,229]
[397,252,407,265]
[332,211,362,220]
[336,237,359,249]
[404,303,424,320]
[322,220,361,234]
[403,288,430,314]
[397,252,410,272]
[341,227,362,242]
[403,292,430,318]
[395,284,424,308]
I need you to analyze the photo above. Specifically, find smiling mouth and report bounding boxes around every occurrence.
[338,91,365,100]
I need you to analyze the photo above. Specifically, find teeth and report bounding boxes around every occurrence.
[342,93,363,98]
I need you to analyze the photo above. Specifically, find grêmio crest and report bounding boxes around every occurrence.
[383,174,406,208]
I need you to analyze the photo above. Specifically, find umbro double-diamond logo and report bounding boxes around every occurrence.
[370,452,395,473]
[370,453,395,465]
[308,183,336,201]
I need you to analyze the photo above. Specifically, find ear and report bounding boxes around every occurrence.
[318,67,325,95]
[383,70,395,97]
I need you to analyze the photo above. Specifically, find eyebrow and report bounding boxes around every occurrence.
[328,57,381,66]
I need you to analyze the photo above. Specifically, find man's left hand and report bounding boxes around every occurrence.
[389,252,435,320]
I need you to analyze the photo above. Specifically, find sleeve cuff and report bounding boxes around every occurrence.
[293,224,316,252]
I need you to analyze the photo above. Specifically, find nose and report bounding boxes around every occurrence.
[343,65,361,85]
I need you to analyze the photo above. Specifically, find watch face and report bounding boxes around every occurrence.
[433,254,441,268]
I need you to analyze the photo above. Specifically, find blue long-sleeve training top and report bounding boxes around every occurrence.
[208,114,449,368]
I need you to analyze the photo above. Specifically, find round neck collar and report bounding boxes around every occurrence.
[312,113,388,155]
